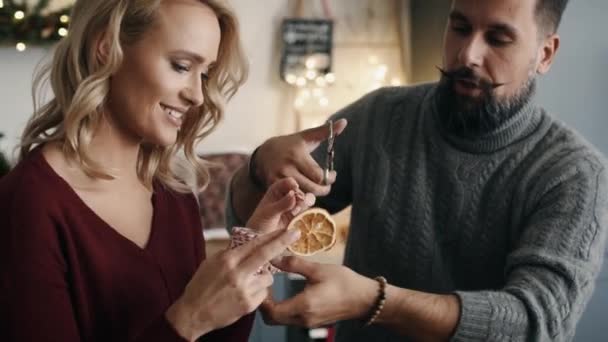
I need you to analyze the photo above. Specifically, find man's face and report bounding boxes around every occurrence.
[438,0,545,134]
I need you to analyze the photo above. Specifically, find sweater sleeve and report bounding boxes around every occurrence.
[311,89,382,214]
[225,179,246,231]
[1,187,187,342]
[452,159,608,341]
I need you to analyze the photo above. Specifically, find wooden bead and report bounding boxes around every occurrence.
[364,276,387,326]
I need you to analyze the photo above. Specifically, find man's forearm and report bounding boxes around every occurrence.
[230,165,264,224]
[375,285,460,341]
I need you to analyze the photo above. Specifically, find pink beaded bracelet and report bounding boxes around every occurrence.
[229,227,281,275]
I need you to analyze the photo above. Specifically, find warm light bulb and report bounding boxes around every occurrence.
[324,73,336,84]
[285,74,297,85]
[16,42,26,52]
[296,77,307,87]
[60,15,70,23]
[58,28,68,37]
[315,76,327,87]
[0,0,4,9]
[374,64,388,81]
[306,69,317,80]
[14,10,25,20]
[305,57,316,69]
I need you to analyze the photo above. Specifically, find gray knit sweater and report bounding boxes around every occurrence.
[228,83,608,341]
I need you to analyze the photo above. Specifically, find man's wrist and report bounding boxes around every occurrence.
[231,164,265,224]
[361,276,388,326]
[247,146,266,191]
[353,275,383,321]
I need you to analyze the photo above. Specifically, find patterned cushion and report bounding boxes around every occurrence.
[198,153,249,230]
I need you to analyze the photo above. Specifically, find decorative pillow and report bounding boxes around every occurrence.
[198,153,249,230]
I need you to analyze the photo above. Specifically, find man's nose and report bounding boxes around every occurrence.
[458,34,486,69]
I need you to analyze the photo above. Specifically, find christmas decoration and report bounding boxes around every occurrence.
[0,0,73,51]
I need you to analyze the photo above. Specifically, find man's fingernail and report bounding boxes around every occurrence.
[287,229,301,243]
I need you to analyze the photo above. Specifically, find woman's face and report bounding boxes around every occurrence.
[106,0,220,147]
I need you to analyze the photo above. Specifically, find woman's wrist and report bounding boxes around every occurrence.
[165,297,213,341]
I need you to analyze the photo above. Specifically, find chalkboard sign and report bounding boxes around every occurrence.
[280,18,333,83]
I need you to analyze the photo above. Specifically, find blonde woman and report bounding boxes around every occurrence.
[0,0,311,341]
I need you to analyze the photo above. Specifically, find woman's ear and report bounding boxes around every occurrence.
[93,31,111,66]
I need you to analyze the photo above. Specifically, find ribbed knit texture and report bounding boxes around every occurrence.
[225,83,608,341]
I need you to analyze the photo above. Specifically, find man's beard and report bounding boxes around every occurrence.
[435,66,536,137]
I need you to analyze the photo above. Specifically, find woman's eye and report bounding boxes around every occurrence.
[171,62,190,73]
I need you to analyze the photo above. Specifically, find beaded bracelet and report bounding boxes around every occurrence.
[364,276,387,326]
[229,227,281,275]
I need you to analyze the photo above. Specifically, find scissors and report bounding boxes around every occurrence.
[322,119,335,185]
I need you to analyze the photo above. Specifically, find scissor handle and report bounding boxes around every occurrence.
[322,120,335,185]
[327,120,334,152]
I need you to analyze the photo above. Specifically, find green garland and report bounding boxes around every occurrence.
[0,0,73,47]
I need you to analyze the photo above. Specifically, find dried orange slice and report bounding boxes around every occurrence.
[287,208,337,256]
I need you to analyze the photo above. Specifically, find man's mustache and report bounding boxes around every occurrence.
[436,66,506,90]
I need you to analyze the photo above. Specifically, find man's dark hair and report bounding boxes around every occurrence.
[535,0,570,34]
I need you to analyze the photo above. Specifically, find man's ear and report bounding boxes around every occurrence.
[536,33,560,75]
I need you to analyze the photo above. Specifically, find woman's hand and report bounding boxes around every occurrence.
[166,228,301,340]
[247,177,315,234]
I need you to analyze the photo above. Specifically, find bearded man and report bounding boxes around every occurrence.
[228,0,608,340]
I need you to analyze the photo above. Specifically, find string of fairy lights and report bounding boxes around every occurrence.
[287,54,402,112]
[0,0,72,51]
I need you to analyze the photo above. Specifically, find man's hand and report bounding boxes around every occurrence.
[260,256,377,328]
[229,119,347,232]
[253,119,348,196]
[261,256,460,341]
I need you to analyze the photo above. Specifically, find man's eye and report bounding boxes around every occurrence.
[450,24,470,34]
[487,33,512,47]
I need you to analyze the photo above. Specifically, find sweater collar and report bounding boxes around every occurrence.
[429,85,542,153]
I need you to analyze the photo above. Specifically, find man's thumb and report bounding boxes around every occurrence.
[299,118,347,151]
[272,256,319,278]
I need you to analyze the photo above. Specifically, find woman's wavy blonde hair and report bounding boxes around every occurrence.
[19,0,248,193]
